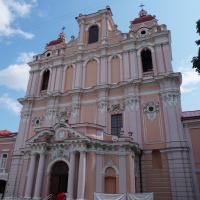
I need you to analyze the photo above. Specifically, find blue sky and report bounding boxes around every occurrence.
[0,0,200,131]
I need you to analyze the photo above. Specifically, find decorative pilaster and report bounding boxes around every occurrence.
[33,153,46,200]
[155,44,165,74]
[74,62,83,89]
[129,50,138,79]
[67,152,75,200]
[77,151,86,200]
[123,51,130,80]
[161,91,184,144]
[24,153,37,199]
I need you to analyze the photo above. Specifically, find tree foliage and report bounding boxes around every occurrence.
[192,20,200,73]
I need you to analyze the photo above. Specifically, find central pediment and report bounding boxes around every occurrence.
[26,123,89,144]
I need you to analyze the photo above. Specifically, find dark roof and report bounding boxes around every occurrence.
[182,110,200,120]
[131,15,155,25]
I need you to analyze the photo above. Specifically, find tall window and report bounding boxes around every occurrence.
[88,25,99,44]
[141,49,153,72]
[41,69,50,91]
[152,149,162,169]
[111,114,123,136]
[0,154,7,170]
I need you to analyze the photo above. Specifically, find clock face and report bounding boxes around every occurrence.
[58,131,65,139]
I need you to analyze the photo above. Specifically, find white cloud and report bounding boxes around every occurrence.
[0,0,36,39]
[177,56,200,93]
[0,52,35,91]
[0,94,22,114]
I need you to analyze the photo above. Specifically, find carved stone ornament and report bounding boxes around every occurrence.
[51,147,70,161]
[45,107,57,120]
[55,129,68,141]
[56,106,71,124]
[161,92,180,106]
[108,100,124,114]
[32,116,44,128]
[21,110,31,120]
[143,101,159,121]
[98,100,108,113]
[71,103,80,117]
[124,96,139,111]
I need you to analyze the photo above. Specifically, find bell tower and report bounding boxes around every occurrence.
[76,6,115,49]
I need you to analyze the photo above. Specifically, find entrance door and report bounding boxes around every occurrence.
[104,176,116,194]
[0,180,6,200]
[49,161,69,196]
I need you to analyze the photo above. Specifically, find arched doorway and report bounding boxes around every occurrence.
[49,161,69,196]
[0,180,6,200]
[104,167,117,194]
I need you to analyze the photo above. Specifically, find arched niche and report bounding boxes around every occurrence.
[85,59,98,88]
[64,65,74,91]
[111,55,120,84]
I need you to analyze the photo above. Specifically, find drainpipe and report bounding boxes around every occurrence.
[139,150,143,193]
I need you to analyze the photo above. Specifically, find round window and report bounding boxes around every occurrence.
[46,52,51,57]
[148,106,154,112]
[141,30,146,35]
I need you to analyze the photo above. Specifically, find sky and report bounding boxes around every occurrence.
[0,0,200,131]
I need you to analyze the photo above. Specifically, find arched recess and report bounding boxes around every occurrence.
[111,56,120,84]
[0,180,6,199]
[41,69,50,91]
[64,65,74,91]
[104,167,117,194]
[88,25,99,44]
[141,48,153,72]
[84,59,98,88]
[49,161,69,196]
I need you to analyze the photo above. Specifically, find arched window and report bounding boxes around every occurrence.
[152,149,162,169]
[141,49,153,72]
[104,167,117,194]
[41,69,50,91]
[88,25,99,44]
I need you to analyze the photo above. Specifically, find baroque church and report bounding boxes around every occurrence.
[3,6,200,200]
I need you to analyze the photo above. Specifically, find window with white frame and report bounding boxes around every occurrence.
[0,154,8,170]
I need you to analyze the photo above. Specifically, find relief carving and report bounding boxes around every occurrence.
[143,101,159,120]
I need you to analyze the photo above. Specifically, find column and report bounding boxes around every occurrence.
[74,62,83,89]
[33,153,46,199]
[101,15,108,44]
[78,21,84,48]
[26,72,33,96]
[24,153,36,199]
[99,56,107,84]
[137,53,143,79]
[130,50,138,79]
[77,151,86,200]
[155,45,165,74]
[123,51,130,80]
[152,49,158,76]
[163,44,173,72]
[54,66,62,92]
[67,152,75,200]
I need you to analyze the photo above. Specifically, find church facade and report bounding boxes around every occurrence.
[3,6,200,200]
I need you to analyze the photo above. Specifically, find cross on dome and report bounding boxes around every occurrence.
[139,4,148,17]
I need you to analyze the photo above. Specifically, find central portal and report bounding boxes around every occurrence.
[49,161,69,196]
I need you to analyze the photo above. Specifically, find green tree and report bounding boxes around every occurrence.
[192,20,200,73]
